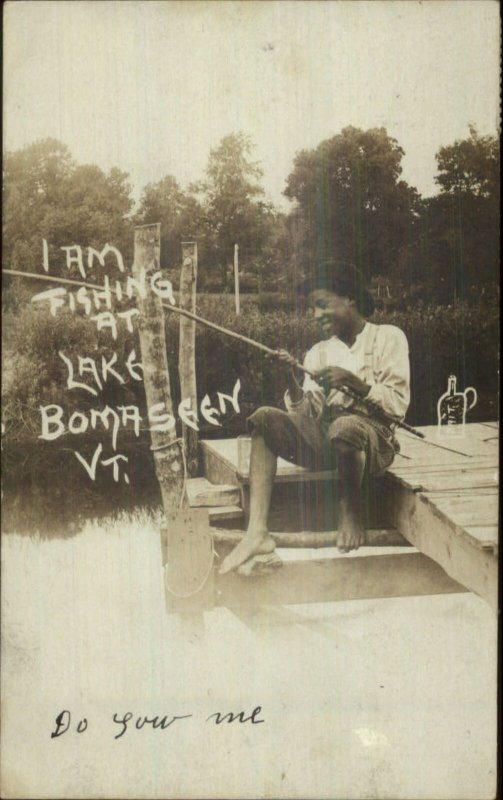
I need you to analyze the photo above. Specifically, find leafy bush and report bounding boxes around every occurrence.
[197,291,299,313]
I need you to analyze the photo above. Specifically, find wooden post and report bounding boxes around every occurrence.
[133,224,183,517]
[133,224,183,525]
[179,241,198,476]
[133,225,213,616]
[234,243,240,315]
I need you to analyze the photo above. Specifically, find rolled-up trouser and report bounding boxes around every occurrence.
[247,407,397,476]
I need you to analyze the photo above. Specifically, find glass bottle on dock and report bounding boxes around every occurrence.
[437,375,477,437]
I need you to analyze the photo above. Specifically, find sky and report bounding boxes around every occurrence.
[4,0,500,210]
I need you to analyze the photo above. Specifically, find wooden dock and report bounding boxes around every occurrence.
[195,421,498,611]
[382,422,498,611]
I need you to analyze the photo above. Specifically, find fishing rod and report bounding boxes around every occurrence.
[155,303,475,455]
[2,267,471,455]
[166,302,422,436]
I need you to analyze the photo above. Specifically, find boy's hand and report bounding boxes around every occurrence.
[266,349,299,370]
[266,350,304,402]
[315,366,370,398]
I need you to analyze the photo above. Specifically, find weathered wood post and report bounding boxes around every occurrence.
[133,224,183,525]
[234,243,240,315]
[133,225,213,615]
[179,241,198,476]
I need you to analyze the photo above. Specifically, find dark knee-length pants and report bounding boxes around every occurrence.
[248,407,396,476]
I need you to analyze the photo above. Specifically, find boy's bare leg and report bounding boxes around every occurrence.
[332,440,366,553]
[219,433,277,574]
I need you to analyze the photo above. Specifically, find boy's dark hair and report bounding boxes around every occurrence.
[297,259,375,317]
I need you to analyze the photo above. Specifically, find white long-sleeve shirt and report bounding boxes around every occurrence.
[284,322,410,421]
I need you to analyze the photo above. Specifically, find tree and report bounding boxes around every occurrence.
[3,139,134,279]
[3,138,73,270]
[435,125,499,197]
[135,175,205,270]
[418,127,500,299]
[53,164,133,258]
[195,133,273,289]
[284,126,421,283]
[251,209,291,290]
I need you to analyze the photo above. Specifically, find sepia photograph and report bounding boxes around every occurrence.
[1,1,499,798]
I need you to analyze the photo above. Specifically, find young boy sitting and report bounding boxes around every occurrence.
[220,261,410,574]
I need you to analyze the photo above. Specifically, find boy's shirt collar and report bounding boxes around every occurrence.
[321,321,370,351]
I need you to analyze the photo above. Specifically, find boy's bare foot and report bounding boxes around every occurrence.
[219,530,276,574]
[337,521,365,553]
[237,551,283,577]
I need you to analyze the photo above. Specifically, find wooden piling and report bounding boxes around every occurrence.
[234,243,240,315]
[133,225,184,548]
[179,241,198,476]
[133,225,214,616]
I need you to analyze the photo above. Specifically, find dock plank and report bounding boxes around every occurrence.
[424,490,499,529]
[208,505,244,523]
[389,459,496,476]
[395,440,497,464]
[389,461,496,475]
[478,421,499,431]
[387,467,498,493]
[186,477,240,507]
[395,423,498,461]
[201,438,336,484]
[399,422,499,442]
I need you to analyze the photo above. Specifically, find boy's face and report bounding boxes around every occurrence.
[307,288,354,339]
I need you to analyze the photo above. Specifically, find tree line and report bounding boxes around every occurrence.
[3,125,499,304]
